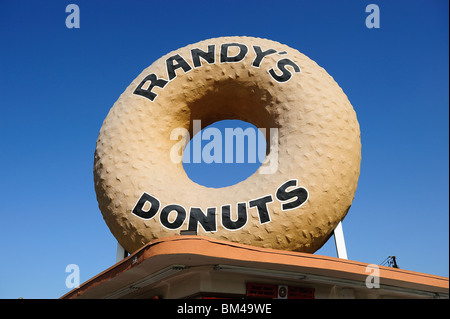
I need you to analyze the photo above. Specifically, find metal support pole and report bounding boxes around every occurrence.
[116,242,128,262]
[333,221,348,259]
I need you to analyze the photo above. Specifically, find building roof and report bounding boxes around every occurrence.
[61,236,449,299]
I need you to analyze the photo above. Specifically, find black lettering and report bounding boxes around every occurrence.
[166,54,192,81]
[133,74,168,101]
[268,58,300,82]
[188,207,217,232]
[276,180,308,210]
[249,195,273,224]
[221,203,247,230]
[220,43,248,63]
[252,46,277,67]
[160,204,186,229]
[191,45,215,68]
[131,192,160,219]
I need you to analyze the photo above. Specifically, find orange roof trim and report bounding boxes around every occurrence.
[61,236,449,299]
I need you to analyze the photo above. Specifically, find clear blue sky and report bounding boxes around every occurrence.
[0,0,448,299]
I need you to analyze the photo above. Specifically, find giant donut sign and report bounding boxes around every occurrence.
[94,36,361,254]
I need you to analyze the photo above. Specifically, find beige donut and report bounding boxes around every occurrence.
[94,36,361,254]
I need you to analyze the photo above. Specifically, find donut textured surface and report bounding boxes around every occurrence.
[94,36,361,254]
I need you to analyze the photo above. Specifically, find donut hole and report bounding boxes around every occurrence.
[186,78,277,156]
[181,80,277,188]
[182,119,267,188]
